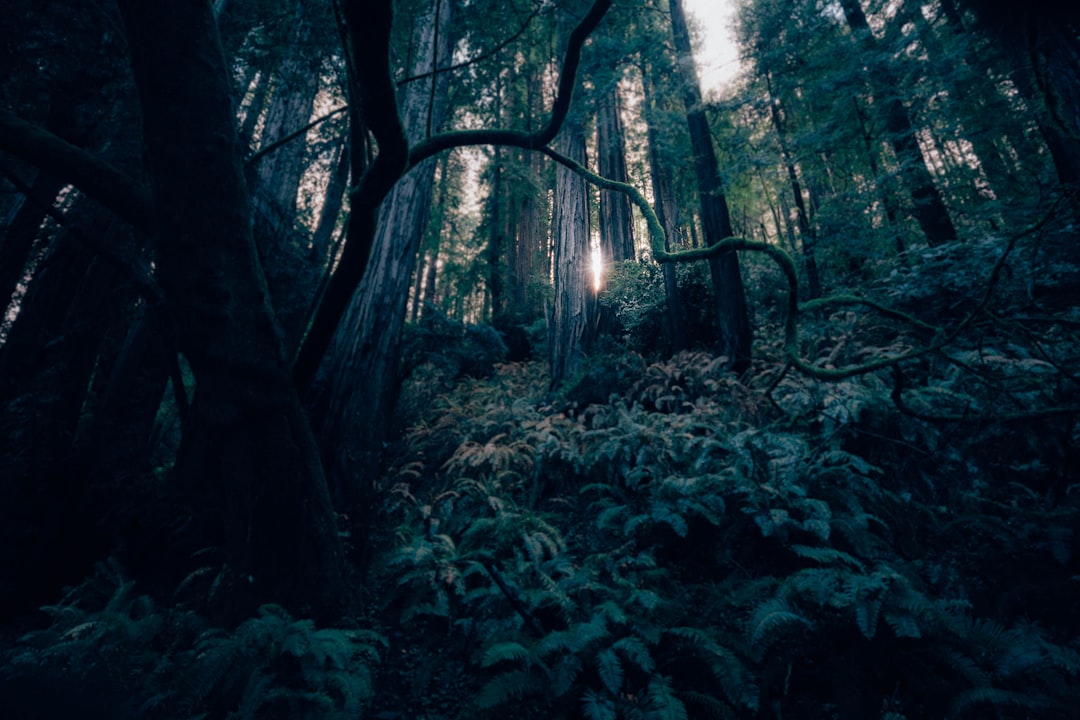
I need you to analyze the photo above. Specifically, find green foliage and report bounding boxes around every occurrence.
[401,308,508,380]
[384,304,1080,717]
[0,561,384,720]
[601,260,717,356]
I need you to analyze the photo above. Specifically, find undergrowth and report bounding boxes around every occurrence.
[4,233,1078,719]
[0,560,385,719]
[379,234,1080,719]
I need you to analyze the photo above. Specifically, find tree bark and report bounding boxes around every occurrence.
[117,0,344,620]
[597,83,635,267]
[549,118,594,389]
[315,0,455,563]
[669,0,752,372]
[641,59,688,353]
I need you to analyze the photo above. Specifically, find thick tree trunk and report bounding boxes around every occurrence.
[512,154,543,315]
[117,0,344,620]
[642,61,688,353]
[597,83,635,267]
[549,119,594,389]
[251,0,321,227]
[316,0,455,562]
[669,0,752,372]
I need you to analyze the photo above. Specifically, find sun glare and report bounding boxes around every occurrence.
[591,247,603,294]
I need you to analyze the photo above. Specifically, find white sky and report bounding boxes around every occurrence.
[682,0,741,96]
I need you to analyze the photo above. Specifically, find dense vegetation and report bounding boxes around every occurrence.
[1,0,1078,717]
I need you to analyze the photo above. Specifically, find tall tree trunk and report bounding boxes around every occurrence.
[952,0,1080,220]
[596,83,635,267]
[251,0,321,227]
[839,0,958,246]
[669,0,752,372]
[765,73,821,299]
[238,69,269,149]
[488,145,506,321]
[316,0,455,563]
[549,117,594,389]
[117,0,344,620]
[416,153,451,322]
[641,59,688,354]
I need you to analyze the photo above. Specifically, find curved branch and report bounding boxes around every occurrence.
[295,0,613,385]
[246,106,348,166]
[0,107,155,232]
[407,0,612,167]
[345,0,408,206]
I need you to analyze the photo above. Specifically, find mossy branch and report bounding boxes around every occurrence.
[539,145,1071,389]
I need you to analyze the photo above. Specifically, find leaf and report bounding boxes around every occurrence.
[482,641,531,667]
[581,689,617,720]
[551,655,583,697]
[647,676,688,720]
[748,598,810,650]
[950,687,1048,715]
[476,669,535,708]
[884,612,922,639]
[789,544,866,572]
[597,648,624,694]
[613,635,656,673]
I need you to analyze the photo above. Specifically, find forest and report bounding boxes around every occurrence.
[1,0,1078,717]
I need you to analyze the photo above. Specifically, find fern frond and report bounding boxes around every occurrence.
[535,629,575,658]
[884,612,922,639]
[950,687,1049,716]
[628,588,663,612]
[789,544,866,572]
[482,641,532,667]
[596,600,629,626]
[551,654,583,697]
[679,690,736,720]
[613,635,656,673]
[597,648,624,694]
[646,676,688,720]
[581,689,617,720]
[748,598,810,652]
[476,668,538,708]
[1044,641,1080,675]
[782,567,847,607]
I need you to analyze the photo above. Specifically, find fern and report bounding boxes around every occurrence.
[482,641,533,667]
[476,668,540,708]
[679,690,737,719]
[597,648,624,693]
[613,635,656,674]
[646,676,688,720]
[950,686,1050,716]
[884,612,922,639]
[789,544,866,572]
[581,689,618,720]
[664,627,757,711]
[747,598,811,653]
